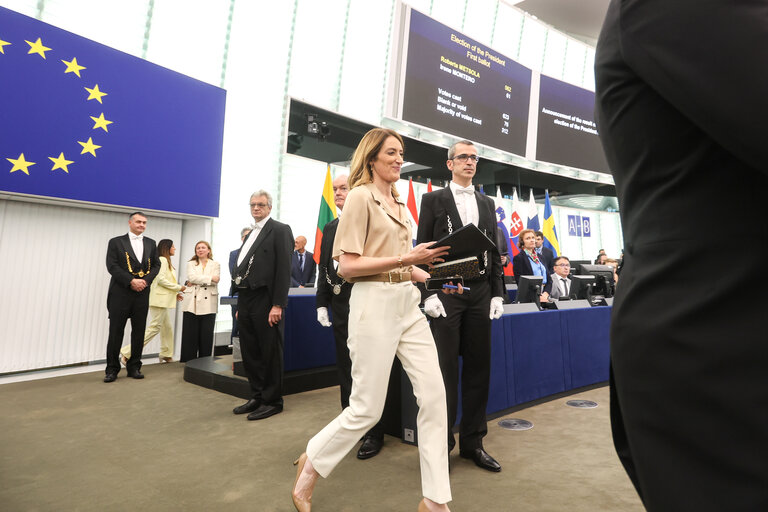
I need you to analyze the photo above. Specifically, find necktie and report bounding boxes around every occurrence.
[299,253,304,271]
[561,278,569,297]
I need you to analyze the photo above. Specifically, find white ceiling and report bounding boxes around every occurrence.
[512,0,610,46]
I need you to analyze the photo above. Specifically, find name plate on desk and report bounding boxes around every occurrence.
[503,303,541,314]
[289,288,318,296]
[553,299,592,310]
[604,297,614,306]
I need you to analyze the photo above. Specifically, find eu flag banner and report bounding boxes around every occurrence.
[0,7,226,217]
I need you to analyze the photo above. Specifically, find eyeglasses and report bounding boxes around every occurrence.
[555,263,571,268]
[250,202,269,208]
[453,154,480,163]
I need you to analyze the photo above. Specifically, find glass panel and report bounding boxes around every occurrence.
[288,0,348,110]
[144,0,231,85]
[1,0,40,18]
[37,0,149,57]
[338,0,394,123]
[582,46,596,91]
[462,0,498,45]
[541,29,566,80]
[429,0,467,29]
[492,3,523,61]
[517,15,546,72]
[563,38,587,87]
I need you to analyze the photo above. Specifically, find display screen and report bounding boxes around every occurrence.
[400,9,531,156]
[535,75,608,173]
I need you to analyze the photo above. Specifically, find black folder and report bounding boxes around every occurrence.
[428,223,496,262]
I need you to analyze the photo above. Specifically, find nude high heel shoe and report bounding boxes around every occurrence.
[292,453,311,512]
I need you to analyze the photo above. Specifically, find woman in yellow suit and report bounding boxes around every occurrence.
[121,239,185,364]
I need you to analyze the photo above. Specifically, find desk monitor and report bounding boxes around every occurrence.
[515,275,544,310]
[577,264,615,299]
[569,274,596,302]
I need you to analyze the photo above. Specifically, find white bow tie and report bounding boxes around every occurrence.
[130,234,143,241]
[455,186,474,195]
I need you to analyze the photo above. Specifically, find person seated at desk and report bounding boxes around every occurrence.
[291,235,317,288]
[605,258,620,284]
[541,256,572,302]
[512,229,548,287]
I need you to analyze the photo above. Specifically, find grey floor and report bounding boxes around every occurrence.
[0,361,643,511]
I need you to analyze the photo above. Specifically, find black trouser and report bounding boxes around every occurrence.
[106,290,149,375]
[429,278,492,452]
[180,312,216,362]
[238,287,284,407]
[330,290,384,439]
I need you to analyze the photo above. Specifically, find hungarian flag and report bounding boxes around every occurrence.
[312,166,337,264]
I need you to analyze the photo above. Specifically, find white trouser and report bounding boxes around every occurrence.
[121,306,174,359]
[306,281,451,504]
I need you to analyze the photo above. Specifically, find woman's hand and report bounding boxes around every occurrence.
[180,285,186,292]
[211,275,220,284]
[403,242,450,267]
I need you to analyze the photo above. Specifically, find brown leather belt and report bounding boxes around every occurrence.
[353,271,412,283]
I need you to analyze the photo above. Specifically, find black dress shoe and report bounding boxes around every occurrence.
[357,436,384,459]
[127,369,144,379]
[103,373,117,383]
[460,448,501,472]
[233,399,260,415]
[247,404,283,420]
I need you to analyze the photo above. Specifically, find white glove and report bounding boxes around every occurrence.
[489,296,504,320]
[316,307,332,327]
[423,294,447,318]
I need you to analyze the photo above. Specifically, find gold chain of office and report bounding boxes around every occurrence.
[125,252,151,277]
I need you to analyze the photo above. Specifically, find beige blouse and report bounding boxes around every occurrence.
[332,183,412,278]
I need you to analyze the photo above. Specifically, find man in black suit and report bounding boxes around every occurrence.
[290,235,316,287]
[104,211,159,382]
[231,190,293,420]
[315,174,386,459]
[534,231,554,274]
[417,140,505,472]
[229,227,251,340]
[596,1,768,508]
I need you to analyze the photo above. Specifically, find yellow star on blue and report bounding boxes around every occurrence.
[90,112,113,132]
[49,152,74,173]
[78,137,101,157]
[84,84,107,103]
[25,37,51,59]
[62,57,86,77]
[0,38,11,54]
[7,153,36,174]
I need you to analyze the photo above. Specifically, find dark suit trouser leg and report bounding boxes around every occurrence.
[197,314,216,358]
[180,312,199,362]
[457,280,491,452]
[238,288,284,406]
[106,306,130,375]
[430,279,491,452]
[126,294,149,372]
[330,296,353,409]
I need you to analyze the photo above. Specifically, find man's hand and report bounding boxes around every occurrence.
[268,305,283,327]
[317,307,332,327]
[130,279,147,292]
[423,294,446,318]
[489,296,504,320]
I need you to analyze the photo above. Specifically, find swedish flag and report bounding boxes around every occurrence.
[542,190,560,257]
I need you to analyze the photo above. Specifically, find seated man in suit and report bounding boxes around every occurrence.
[291,235,317,287]
[541,256,572,302]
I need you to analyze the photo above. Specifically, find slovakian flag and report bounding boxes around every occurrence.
[542,190,560,257]
[312,166,337,264]
[406,177,419,246]
[494,187,514,276]
[526,189,541,231]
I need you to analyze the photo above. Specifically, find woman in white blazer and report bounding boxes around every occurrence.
[180,241,220,362]
[121,239,185,364]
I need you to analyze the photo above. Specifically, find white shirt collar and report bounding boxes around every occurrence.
[449,181,475,194]
[252,215,270,230]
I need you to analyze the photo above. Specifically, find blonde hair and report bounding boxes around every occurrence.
[348,128,403,198]
[189,240,213,264]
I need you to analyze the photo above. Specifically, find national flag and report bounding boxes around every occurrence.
[427,179,433,192]
[526,189,541,231]
[542,190,560,257]
[0,7,225,216]
[493,186,514,275]
[312,166,337,264]
[406,177,419,246]
[479,184,485,194]
[508,188,523,258]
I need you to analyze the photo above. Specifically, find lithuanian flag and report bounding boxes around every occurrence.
[313,166,338,264]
